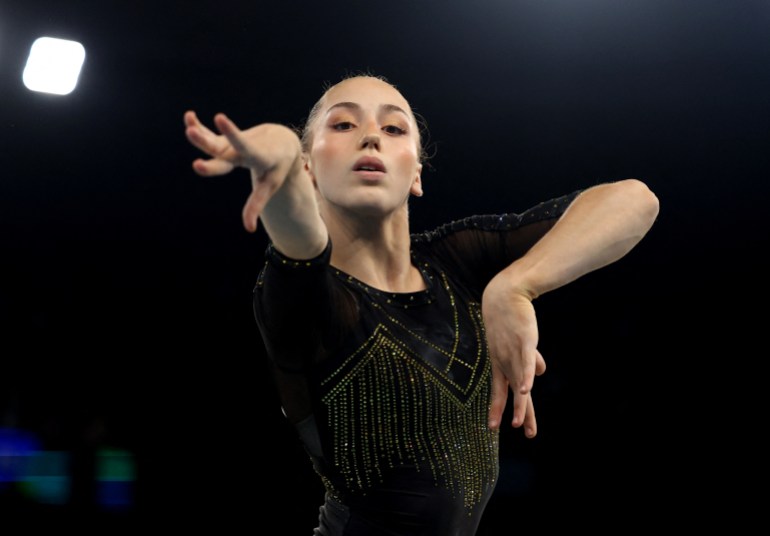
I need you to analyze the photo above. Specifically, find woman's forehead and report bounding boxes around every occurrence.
[323,77,411,114]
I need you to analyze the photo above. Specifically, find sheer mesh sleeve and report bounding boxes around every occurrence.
[253,241,347,423]
[252,241,334,373]
[411,189,583,297]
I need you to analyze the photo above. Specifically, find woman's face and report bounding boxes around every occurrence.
[306,76,423,218]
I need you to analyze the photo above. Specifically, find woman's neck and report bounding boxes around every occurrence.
[325,210,425,293]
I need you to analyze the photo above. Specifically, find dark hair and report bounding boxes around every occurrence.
[299,72,431,164]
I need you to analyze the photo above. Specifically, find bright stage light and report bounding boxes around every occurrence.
[22,37,86,95]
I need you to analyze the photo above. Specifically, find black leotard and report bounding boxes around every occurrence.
[253,191,580,535]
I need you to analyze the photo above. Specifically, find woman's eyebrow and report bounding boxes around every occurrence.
[325,101,410,118]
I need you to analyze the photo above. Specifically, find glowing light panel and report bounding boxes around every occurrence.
[23,37,86,95]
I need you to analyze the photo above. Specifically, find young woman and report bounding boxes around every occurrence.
[183,74,659,535]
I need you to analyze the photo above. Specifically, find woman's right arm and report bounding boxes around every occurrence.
[184,111,327,259]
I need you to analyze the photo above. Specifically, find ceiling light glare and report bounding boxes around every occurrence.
[23,37,86,96]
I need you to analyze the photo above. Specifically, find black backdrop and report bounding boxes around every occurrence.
[1,0,766,531]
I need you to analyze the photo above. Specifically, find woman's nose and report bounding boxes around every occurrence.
[359,128,380,150]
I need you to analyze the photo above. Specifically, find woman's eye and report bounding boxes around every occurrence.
[332,122,354,131]
[383,125,406,135]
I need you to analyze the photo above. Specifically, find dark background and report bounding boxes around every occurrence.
[1,0,765,531]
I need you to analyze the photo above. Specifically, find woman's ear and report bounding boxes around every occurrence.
[304,155,317,187]
[410,164,423,197]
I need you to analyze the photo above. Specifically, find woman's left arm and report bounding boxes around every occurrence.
[483,178,660,436]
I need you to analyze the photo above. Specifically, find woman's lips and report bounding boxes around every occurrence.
[353,169,385,181]
[353,156,386,173]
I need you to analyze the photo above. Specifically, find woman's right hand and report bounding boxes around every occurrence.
[184,111,304,233]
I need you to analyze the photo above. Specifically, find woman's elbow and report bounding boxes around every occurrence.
[615,178,660,229]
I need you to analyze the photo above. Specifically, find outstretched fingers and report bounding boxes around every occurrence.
[488,363,509,430]
[509,345,540,429]
[489,360,539,438]
[185,111,241,176]
[183,110,199,128]
[241,166,285,232]
[523,394,537,438]
[214,113,276,173]
[185,111,222,154]
[242,188,269,233]
[213,113,243,147]
[192,157,235,177]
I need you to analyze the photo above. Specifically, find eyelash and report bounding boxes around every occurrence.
[332,122,354,131]
[383,125,406,135]
[331,122,406,135]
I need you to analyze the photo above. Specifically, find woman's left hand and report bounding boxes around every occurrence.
[482,276,545,438]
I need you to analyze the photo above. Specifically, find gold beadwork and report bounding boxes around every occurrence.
[320,270,499,510]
